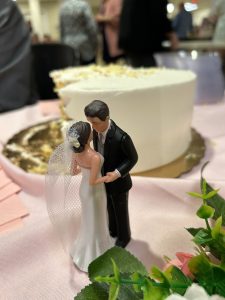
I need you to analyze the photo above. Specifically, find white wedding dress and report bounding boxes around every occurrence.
[70,155,113,272]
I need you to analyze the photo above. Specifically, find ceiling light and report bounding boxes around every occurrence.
[184,2,198,12]
[167,3,175,14]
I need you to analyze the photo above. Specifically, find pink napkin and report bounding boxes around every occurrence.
[38,100,60,116]
[0,170,11,189]
[0,218,23,233]
[0,194,29,225]
[0,182,21,202]
[0,164,28,234]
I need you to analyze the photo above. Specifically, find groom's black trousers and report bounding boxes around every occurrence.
[107,192,131,242]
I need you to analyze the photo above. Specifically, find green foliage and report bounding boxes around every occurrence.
[75,163,225,300]
[186,227,202,237]
[131,272,144,293]
[193,228,212,245]
[141,278,170,300]
[206,189,225,225]
[211,216,222,239]
[116,284,142,300]
[74,283,108,300]
[201,162,225,225]
[108,259,121,300]
[196,204,215,219]
[88,246,147,282]
[151,266,170,287]
[188,254,225,296]
[164,266,192,295]
[187,163,225,263]
[187,189,220,201]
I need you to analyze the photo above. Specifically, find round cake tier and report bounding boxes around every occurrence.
[56,66,196,173]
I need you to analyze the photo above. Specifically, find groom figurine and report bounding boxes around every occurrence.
[84,100,138,248]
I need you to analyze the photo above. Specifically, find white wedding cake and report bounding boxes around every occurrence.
[51,65,196,173]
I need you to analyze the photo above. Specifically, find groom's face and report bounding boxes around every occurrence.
[87,116,109,133]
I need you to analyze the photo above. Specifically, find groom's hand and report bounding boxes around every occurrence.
[105,171,119,183]
[71,165,81,175]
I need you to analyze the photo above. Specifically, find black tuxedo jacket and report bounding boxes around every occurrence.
[93,120,138,195]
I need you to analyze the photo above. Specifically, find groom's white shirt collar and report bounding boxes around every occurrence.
[98,119,111,144]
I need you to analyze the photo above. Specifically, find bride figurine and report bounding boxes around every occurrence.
[46,121,113,272]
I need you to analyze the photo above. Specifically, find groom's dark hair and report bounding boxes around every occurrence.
[84,100,109,121]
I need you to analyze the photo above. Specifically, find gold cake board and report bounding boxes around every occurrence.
[2,119,205,178]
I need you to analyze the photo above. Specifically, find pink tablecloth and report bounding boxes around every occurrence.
[0,101,225,299]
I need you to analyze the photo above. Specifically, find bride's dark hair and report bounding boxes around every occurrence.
[68,121,91,153]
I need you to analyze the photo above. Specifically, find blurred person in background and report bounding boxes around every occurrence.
[96,0,124,64]
[118,0,178,68]
[198,18,214,40]
[209,0,225,74]
[172,2,193,40]
[0,0,37,113]
[209,0,225,42]
[60,0,98,65]
[42,34,53,43]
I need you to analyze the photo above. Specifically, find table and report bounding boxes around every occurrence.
[178,40,225,52]
[0,100,225,299]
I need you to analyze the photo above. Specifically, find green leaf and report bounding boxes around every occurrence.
[203,189,220,200]
[221,257,225,269]
[95,275,114,284]
[206,186,225,226]
[206,235,225,261]
[84,276,142,300]
[186,227,203,237]
[200,161,210,177]
[188,254,214,295]
[109,283,120,300]
[187,192,203,199]
[211,216,223,239]
[200,166,225,225]
[142,278,170,300]
[164,266,192,295]
[202,178,207,195]
[189,253,211,272]
[89,247,147,282]
[108,259,121,300]
[193,229,212,245]
[151,266,169,287]
[130,272,143,293]
[212,267,225,297]
[111,259,120,282]
[74,283,108,300]
[117,284,142,300]
[197,204,215,219]
[189,255,225,297]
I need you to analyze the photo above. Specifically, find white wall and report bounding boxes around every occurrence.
[193,8,211,25]
[41,1,61,40]
[17,0,61,41]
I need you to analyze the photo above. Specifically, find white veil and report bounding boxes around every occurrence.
[45,121,82,252]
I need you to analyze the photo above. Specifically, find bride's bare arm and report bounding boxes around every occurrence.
[89,154,108,185]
